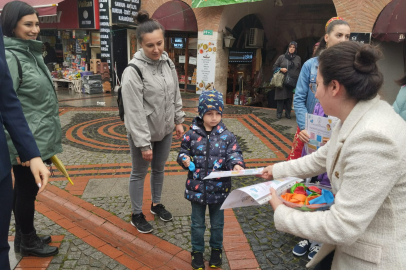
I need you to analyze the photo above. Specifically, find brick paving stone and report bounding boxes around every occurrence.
[9,212,130,270]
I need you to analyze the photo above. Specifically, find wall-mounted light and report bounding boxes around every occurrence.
[224,34,236,48]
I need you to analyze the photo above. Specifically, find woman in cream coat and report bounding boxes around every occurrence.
[261,41,406,270]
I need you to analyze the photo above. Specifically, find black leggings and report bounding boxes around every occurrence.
[12,165,39,234]
[313,251,335,270]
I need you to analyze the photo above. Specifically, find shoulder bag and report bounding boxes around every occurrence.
[270,68,285,89]
[284,59,298,90]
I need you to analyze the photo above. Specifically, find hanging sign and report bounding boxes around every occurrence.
[111,0,140,25]
[196,40,217,94]
[99,0,112,80]
[78,0,95,28]
[192,0,262,8]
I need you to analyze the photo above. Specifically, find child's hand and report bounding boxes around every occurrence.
[233,165,244,171]
[182,156,190,167]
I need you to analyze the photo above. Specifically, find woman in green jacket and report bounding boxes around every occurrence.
[1,1,62,257]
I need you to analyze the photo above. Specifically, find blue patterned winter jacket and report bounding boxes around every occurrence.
[177,117,245,205]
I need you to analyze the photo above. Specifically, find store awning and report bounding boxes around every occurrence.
[152,0,198,32]
[0,0,65,17]
[372,0,406,42]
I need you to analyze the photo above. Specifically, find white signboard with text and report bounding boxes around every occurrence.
[196,40,217,94]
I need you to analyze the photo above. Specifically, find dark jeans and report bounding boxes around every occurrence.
[0,172,13,270]
[313,251,335,270]
[276,98,292,116]
[191,202,224,253]
[13,165,39,234]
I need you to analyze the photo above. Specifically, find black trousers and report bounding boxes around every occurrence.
[276,98,292,116]
[12,165,39,235]
[313,251,335,270]
[0,172,13,270]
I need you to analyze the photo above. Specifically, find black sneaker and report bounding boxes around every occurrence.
[209,248,222,268]
[150,203,173,221]
[191,251,204,270]
[130,213,153,233]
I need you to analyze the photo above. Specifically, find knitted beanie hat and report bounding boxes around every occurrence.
[198,90,224,118]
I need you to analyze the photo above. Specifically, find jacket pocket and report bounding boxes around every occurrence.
[341,240,382,264]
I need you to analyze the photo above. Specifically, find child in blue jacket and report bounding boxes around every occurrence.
[177,90,245,269]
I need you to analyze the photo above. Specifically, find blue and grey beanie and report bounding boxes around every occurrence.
[198,90,224,118]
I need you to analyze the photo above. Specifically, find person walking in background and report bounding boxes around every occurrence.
[262,41,406,270]
[121,10,185,234]
[178,90,245,270]
[1,0,63,257]
[286,17,350,259]
[393,73,406,121]
[273,41,301,119]
[0,22,52,269]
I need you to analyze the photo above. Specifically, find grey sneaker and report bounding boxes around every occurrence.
[150,203,173,221]
[130,213,153,233]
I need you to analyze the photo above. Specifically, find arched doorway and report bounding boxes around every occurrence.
[372,0,406,104]
[152,0,198,92]
[218,0,336,107]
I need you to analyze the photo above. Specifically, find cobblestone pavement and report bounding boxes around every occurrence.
[9,92,309,269]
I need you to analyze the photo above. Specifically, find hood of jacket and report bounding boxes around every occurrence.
[190,117,228,137]
[3,37,62,164]
[134,48,170,66]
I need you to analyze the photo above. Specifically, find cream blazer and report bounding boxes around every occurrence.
[273,96,406,270]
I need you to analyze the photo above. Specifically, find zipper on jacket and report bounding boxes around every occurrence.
[204,134,210,204]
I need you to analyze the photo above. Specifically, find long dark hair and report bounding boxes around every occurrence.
[135,10,165,43]
[318,42,383,101]
[0,1,38,37]
[314,19,350,57]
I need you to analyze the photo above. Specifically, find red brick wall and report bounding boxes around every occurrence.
[141,0,223,32]
[334,0,391,32]
[142,0,391,34]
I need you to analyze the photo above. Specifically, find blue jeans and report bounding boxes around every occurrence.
[191,202,224,253]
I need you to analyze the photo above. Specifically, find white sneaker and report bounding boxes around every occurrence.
[308,244,321,260]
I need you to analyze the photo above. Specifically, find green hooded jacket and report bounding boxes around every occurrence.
[4,37,62,165]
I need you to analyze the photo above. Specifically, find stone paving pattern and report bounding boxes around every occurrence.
[9,92,310,269]
[9,213,130,270]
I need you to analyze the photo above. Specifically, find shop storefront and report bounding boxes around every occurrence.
[152,1,198,92]
[143,0,393,107]
[39,0,100,79]
[98,0,140,87]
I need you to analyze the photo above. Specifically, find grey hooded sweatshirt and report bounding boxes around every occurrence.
[121,49,185,151]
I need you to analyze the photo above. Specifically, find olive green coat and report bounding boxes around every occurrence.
[4,37,62,165]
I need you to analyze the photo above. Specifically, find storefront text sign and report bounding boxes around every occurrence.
[350,33,371,44]
[203,30,213,35]
[78,0,96,28]
[192,0,262,8]
[99,0,112,80]
[189,56,197,65]
[111,0,140,25]
[196,40,217,94]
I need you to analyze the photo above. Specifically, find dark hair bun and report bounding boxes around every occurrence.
[354,44,382,74]
[136,10,150,24]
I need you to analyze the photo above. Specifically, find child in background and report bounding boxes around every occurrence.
[177,90,245,269]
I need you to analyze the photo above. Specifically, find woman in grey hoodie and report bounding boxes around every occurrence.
[121,10,185,233]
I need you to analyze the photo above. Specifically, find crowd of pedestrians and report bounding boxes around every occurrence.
[1,3,406,270]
